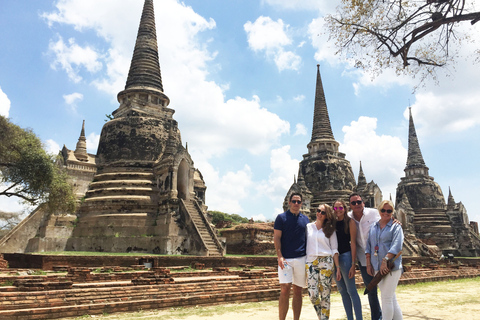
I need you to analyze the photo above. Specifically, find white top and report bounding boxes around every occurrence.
[348,207,380,266]
[306,222,339,263]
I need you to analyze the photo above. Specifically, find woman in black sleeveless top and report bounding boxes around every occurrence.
[334,199,363,320]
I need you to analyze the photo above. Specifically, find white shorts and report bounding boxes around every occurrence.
[278,256,307,288]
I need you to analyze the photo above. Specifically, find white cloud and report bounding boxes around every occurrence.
[86,132,100,154]
[244,16,301,71]
[48,36,103,83]
[340,116,407,202]
[293,94,305,102]
[204,164,254,214]
[294,123,307,136]
[0,86,10,117]
[245,16,291,51]
[63,92,83,112]
[408,92,480,137]
[257,146,299,202]
[252,214,267,222]
[274,50,302,71]
[45,139,61,155]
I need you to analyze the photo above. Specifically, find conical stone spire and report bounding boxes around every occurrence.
[125,0,163,92]
[115,0,170,115]
[311,64,335,141]
[448,187,456,207]
[74,120,88,161]
[406,107,427,169]
[357,161,367,191]
[307,64,339,155]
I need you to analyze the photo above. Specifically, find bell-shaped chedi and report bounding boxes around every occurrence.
[66,0,223,256]
[285,65,356,213]
[396,107,445,210]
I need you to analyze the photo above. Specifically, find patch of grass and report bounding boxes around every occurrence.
[30,270,47,275]
[0,280,14,286]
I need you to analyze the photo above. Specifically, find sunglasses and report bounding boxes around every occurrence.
[317,209,326,215]
[350,200,363,205]
[291,200,302,204]
[381,209,393,213]
[334,207,344,211]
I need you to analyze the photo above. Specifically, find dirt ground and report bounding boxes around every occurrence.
[88,277,480,320]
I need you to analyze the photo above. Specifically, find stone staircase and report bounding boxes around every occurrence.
[413,208,457,249]
[181,199,224,257]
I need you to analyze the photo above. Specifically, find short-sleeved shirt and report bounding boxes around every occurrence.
[274,210,309,259]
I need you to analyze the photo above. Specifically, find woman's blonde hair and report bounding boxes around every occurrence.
[319,203,336,238]
[333,198,350,234]
[377,199,395,215]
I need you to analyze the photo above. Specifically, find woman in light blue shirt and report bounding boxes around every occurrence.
[366,200,404,320]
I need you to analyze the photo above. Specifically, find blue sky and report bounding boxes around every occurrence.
[1,0,479,224]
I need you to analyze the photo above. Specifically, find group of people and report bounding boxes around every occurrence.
[274,192,404,320]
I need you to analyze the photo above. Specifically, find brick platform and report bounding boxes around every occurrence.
[0,257,478,319]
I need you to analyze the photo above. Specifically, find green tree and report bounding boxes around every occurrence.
[0,116,76,213]
[326,0,480,84]
[209,211,249,225]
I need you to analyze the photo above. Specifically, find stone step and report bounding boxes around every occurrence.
[86,187,158,197]
[93,172,154,182]
[90,180,155,188]
[84,195,153,203]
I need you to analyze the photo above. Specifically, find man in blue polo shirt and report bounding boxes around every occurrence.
[274,192,310,320]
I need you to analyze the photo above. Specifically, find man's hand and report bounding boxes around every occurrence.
[278,256,286,269]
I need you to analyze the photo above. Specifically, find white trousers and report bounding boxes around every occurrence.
[378,268,403,320]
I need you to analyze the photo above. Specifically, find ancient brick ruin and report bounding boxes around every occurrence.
[0,254,478,319]
[0,0,223,257]
[284,66,480,257]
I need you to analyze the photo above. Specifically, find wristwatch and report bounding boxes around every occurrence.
[382,256,390,262]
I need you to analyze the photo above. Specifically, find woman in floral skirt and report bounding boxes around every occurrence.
[306,203,341,320]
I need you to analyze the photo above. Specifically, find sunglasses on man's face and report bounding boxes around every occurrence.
[316,209,326,215]
[381,209,393,214]
[350,200,363,206]
[291,200,302,204]
[334,207,344,211]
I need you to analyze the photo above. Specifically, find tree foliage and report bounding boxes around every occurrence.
[325,0,480,83]
[0,116,76,213]
[209,210,249,226]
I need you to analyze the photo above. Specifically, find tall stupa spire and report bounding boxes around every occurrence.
[311,64,335,141]
[405,107,429,176]
[125,0,163,92]
[115,0,170,115]
[307,64,339,154]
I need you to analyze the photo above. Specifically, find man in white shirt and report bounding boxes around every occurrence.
[348,193,382,320]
